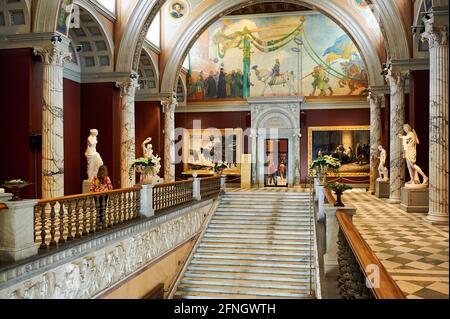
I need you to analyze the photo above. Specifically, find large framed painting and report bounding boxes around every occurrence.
[308,126,371,177]
[182,129,243,176]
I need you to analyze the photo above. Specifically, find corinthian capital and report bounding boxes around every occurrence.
[116,72,140,97]
[367,91,383,105]
[33,44,72,66]
[421,18,449,49]
[385,69,408,90]
[161,93,178,113]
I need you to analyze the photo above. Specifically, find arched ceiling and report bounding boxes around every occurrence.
[0,0,30,35]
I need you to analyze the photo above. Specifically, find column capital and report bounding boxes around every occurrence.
[367,90,384,103]
[385,69,408,89]
[161,93,178,113]
[33,42,72,66]
[421,17,449,48]
[116,72,140,97]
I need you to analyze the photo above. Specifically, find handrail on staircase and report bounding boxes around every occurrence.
[325,189,405,299]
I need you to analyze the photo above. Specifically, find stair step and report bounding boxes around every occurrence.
[174,291,299,299]
[180,277,311,291]
[192,253,312,263]
[209,220,311,227]
[203,233,312,240]
[175,284,311,298]
[196,247,312,257]
[215,209,311,214]
[201,238,312,245]
[190,258,311,269]
[212,215,313,221]
[187,264,313,276]
[208,224,312,231]
[198,242,313,251]
[183,270,311,283]
[205,228,312,235]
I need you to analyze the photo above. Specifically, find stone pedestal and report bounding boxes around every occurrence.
[82,180,91,194]
[193,177,201,201]
[401,187,429,213]
[323,204,357,278]
[139,184,155,218]
[375,180,390,198]
[0,200,38,263]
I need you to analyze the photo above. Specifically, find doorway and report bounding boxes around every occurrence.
[265,139,288,187]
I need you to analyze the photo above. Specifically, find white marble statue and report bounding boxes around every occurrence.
[399,124,428,187]
[138,137,162,184]
[85,129,104,180]
[377,145,389,181]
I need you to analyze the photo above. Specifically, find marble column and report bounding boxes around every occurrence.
[116,73,140,188]
[422,19,449,224]
[368,92,383,191]
[161,95,178,183]
[34,44,71,199]
[251,131,258,186]
[385,70,407,203]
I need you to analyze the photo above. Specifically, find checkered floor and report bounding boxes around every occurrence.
[344,189,449,299]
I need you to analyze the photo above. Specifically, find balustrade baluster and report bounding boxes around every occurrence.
[82,198,89,236]
[39,204,47,249]
[74,200,82,239]
[58,201,66,244]
[49,202,57,247]
[95,196,102,231]
[66,200,74,241]
[88,197,95,234]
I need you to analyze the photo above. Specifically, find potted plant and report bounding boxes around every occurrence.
[129,157,156,184]
[2,179,32,201]
[309,155,341,185]
[325,182,353,207]
[214,162,228,175]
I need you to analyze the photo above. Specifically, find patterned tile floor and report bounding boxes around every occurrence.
[343,189,449,299]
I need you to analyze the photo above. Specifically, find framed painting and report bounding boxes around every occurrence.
[182,128,242,176]
[308,126,371,177]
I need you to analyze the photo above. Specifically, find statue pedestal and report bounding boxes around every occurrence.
[375,179,390,198]
[401,187,429,213]
[82,180,91,194]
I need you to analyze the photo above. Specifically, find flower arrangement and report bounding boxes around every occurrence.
[309,155,341,183]
[324,182,352,207]
[214,162,228,174]
[129,157,156,181]
[3,179,30,185]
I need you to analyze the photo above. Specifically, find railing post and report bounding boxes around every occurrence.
[323,205,357,278]
[220,175,226,194]
[193,177,201,201]
[0,200,38,263]
[140,184,155,218]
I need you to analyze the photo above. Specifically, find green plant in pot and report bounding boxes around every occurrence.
[2,179,32,201]
[309,155,341,185]
[214,162,228,175]
[325,182,352,207]
[129,157,156,184]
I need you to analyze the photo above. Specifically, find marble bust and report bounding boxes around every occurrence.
[85,129,104,180]
[399,124,428,188]
[377,145,389,181]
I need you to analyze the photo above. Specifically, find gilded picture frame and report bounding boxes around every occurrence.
[308,126,371,177]
[182,128,242,176]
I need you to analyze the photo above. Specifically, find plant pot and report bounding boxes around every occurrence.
[334,189,345,207]
[2,183,32,201]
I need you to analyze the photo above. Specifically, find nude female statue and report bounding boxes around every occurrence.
[85,129,104,180]
[399,124,428,185]
[377,145,389,181]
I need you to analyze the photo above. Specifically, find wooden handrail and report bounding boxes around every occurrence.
[323,188,336,205]
[37,186,142,204]
[201,176,221,181]
[154,180,192,188]
[0,203,7,210]
[336,211,406,299]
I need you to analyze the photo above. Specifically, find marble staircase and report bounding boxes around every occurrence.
[174,191,316,299]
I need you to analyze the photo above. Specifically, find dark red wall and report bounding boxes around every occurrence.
[0,48,42,198]
[80,83,121,188]
[64,79,81,195]
[409,70,430,175]
[300,108,370,183]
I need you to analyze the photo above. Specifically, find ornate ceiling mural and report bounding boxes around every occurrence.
[185,11,369,102]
